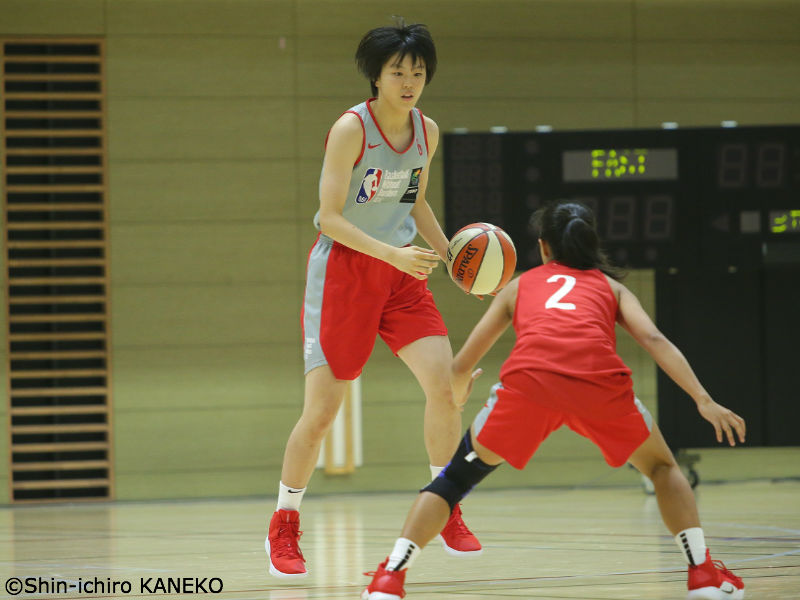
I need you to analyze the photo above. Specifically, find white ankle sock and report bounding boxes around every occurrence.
[430,465,445,480]
[277,481,306,512]
[676,527,707,566]
[386,537,420,571]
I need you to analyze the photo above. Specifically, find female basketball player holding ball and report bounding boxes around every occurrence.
[363,200,746,600]
[266,21,482,579]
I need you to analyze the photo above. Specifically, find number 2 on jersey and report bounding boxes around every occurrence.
[545,274,577,310]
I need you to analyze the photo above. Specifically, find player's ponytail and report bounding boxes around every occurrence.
[533,200,626,281]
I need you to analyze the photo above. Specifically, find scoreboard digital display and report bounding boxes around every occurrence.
[769,209,800,234]
[443,125,800,270]
[563,148,679,182]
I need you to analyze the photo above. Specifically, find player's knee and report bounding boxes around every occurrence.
[299,406,340,440]
[421,430,498,511]
[641,458,677,483]
[422,377,453,405]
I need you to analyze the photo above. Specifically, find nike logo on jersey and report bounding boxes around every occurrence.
[368,143,381,149]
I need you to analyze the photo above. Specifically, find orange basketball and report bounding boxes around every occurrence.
[446,223,517,295]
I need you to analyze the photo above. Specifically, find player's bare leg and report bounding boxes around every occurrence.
[398,335,482,555]
[363,427,504,599]
[281,366,349,488]
[628,424,699,534]
[629,424,744,599]
[267,366,348,579]
[398,335,459,465]
[399,426,504,546]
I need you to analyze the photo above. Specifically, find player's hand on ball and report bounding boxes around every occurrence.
[450,368,483,411]
[696,397,746,446]
[390,245,439,280]
[466,290,498,301]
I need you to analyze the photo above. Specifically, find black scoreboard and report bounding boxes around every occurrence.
[444,125,800,449]
[443,125,800,271]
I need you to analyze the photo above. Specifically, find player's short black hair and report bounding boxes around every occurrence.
[532,200,626,281]
[355,20,437,96]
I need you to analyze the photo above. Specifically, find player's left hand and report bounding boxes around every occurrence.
[696,398,746,446]
[451,368,483,411]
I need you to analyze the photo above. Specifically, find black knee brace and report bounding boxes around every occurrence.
[422,430,498,511]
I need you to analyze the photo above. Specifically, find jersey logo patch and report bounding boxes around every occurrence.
[400,167,423,203]
[356,168,383,204]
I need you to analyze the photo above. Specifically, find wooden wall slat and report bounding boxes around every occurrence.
[11,424,108,434]
[13,479,110,490]
[13,460,109,470]
[12,442,108,452]
[12,405,107,415]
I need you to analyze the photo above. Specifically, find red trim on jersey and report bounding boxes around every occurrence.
[324,110,365,167]
[366,98,415,154]
[417,107,429,154]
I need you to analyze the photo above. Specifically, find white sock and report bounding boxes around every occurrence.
[277,481,306,512]
[430,465,445,480]
[676,527,707,566]
[386,537,420,571]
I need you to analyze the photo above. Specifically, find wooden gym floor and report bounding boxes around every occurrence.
[1,480,798,599]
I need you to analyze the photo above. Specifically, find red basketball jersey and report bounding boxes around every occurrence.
[500,261,631,382]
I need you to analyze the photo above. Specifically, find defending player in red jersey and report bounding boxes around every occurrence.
[266,20,482,580]
[363,200,746,600]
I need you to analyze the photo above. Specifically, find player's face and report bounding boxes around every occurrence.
[374,53,426,108]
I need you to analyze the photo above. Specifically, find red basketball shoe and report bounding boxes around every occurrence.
[361,559,406,600]
[438,504,482,556]
[266,509,307,578]
[687,550,744,599]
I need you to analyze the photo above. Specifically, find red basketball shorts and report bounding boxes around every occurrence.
[302,235,447,381]
[474,371,653,469]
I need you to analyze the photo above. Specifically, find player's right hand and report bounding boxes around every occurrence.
[390,245,439,280]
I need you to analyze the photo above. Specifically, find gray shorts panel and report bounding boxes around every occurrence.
[472,382,503,438]
[303,237,333,375]
[634,396,654,432]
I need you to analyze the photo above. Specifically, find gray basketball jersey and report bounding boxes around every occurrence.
[313,99,429,247]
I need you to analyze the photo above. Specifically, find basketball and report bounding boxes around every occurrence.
[446,223,517,295]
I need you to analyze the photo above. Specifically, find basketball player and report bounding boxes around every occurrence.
[266,21,482,579]
[363,200,746,600]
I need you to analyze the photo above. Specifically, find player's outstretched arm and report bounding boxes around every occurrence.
[451,278,518,407]
[614,281,746,446]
